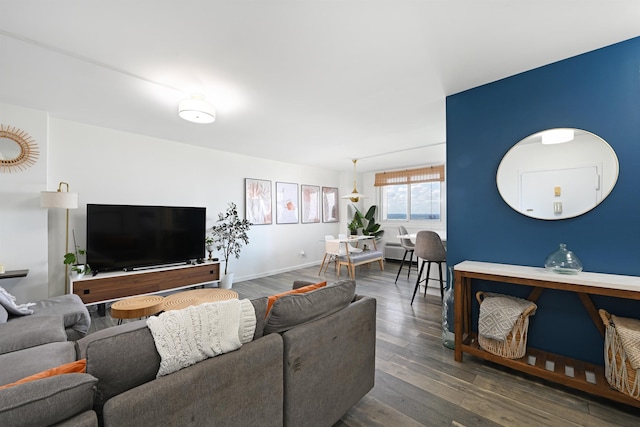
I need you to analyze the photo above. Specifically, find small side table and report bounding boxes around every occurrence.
[110,295,165,325]
[162,288,238,311]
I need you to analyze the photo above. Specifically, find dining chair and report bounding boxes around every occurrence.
[318,235,345,275]
[410,230,447,305]
[338,233,363,253]
[394,225,416,283]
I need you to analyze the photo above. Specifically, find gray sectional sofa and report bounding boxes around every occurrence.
[0,294,96,426]
[1,279,376,427]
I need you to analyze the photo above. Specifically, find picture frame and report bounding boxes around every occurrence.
[301,185,321,223]
[322,187,339,223]
[276,182,299,224]
[245,178,272,225]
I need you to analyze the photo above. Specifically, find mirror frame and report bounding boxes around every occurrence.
[497,128,618,220]
[0,124,39,173]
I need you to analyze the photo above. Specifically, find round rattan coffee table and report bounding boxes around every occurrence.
[110,295,165,325]
[162,288,239,311]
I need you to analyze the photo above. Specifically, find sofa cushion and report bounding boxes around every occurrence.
[264,280,356,334]
[0,304,7,323]
[0,314,67,355]
[0,359,86,390]
[0,341,76,387]
[266,281,327,315]
[76,319,161,416]
[0,373,97,427]
[31,294,91,340]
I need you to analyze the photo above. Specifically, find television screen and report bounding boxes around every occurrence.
[87,204,205,273]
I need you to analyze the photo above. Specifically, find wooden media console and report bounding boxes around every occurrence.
[70,262,220,305]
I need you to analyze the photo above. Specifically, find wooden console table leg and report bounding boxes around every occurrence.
[578,292,605,337]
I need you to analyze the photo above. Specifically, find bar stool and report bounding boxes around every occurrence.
[410,230,446,304]
[394,225,416,283]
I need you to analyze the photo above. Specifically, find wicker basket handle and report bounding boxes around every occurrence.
[476,291,487,305]
[599,308,612,327]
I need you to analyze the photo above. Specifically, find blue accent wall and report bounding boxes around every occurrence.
[446,36,640,365]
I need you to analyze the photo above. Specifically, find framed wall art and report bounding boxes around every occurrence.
[245,178,272,225]
[276,181,299,224]
[322,187,339,223]
[301,185,320,223]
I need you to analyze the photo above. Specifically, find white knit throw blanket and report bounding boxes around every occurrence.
[146,299,256,377]
[478,293,536,342]
[0,286,35,315]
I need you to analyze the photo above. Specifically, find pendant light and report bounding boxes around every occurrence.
[342,159,368,202]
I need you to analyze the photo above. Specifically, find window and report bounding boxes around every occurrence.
[375,165,444,221]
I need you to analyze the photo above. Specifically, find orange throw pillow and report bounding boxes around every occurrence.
[0,359,86,390]
[266,282,327,317]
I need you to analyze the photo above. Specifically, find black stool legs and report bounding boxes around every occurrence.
[410,260,444,305]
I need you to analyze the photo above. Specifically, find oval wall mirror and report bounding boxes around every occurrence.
[496,128,618,220]
[0,124,39,173]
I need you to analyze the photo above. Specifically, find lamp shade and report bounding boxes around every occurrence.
[178,96,215,124]
[41,191,78,209]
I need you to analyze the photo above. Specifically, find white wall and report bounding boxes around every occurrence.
[1,103,350,301]
[0,104,49,302]
[1,103,443,302]
[45,118,348,296]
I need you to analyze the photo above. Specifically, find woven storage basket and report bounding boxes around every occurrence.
[599,309,640,400]
[476,291,536,359]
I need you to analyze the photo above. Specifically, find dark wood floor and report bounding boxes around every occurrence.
[90,262,640,426]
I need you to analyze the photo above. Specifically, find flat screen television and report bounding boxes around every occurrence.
[87,204,206,273]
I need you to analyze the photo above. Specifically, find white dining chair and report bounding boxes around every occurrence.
[319,235,345,275]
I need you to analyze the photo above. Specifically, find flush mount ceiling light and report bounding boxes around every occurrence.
[541,128,574,145]
[178,95,215,124]
[341,159,368,203]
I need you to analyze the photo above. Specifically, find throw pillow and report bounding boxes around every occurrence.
[266,281,327,317]
[0,359,86,390]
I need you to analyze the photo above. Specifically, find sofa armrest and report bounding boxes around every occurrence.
[0,314,67,355]
[0,373,97,427]
[281,296,376,427]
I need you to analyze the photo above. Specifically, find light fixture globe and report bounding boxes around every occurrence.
[178,96,215,124]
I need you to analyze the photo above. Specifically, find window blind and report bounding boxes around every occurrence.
[374,165,445,187]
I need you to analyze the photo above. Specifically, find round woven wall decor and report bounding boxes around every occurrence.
[0,124,39,173]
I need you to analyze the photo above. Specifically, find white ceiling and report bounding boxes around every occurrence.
[2,1,639,173]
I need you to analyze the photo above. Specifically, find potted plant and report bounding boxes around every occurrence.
[63,231,91,278]
[210,202,252,289]
[347,216,362,235]
[205,235,215,261]
[353,205,384,239]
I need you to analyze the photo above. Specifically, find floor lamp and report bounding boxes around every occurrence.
[41,182,79,294]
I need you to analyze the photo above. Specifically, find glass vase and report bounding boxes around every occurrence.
[442,266,455,349]
[544,243,583,274]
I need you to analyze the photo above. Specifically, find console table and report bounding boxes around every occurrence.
[454,260,640,408]
[70,262,220,305]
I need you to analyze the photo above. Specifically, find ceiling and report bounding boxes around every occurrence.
[1,1,640,173]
